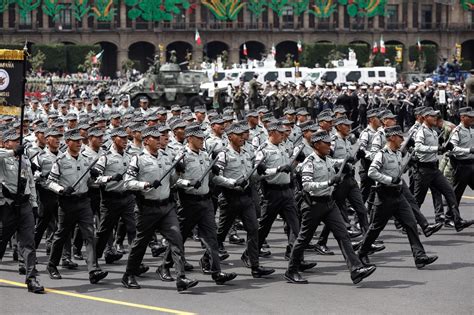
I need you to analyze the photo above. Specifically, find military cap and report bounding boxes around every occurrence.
[194,105,207,113]
[121,95,129,101]
[238,121,249,131]
[380,110,397,120]
[64,129,83,141]
[34,123,48,133]
[422,108,439,117]
[185,122,205,138]
[222,114,234,122]
[110,112,121,119]
[225,123,245,135]
[261,112,274,123]
[52,121,65,129]
[66,113,78,121]
[223,107,234,114]
[414,106,426,116]
[458,107,474,117]
[266,121,286,132]
[284,108,296,115]
[158,124,171,133]
[110,127,128,138]
[300,120,319,132]
[45,128,63,138]
[333,106,347,114]
[142,126,161,138]
[256,106,268,114]
[209,115,225,125]
[132,116,145,123]
[170,118,187,130]
[245,111,258,118]
[385,125,404,138]
[33,119,44,126]
[3,129,20,141]
[123,113,134,121]
[88,127,104,137]
[170,104,181,112]
[156,107,167,115]
[333,115,354,126]
[317,112,334,122]
[279,117,292,125]
[52,97,59,102]
[94,115,107,123]
[145,112,159,121]
[181,113,195,122]
[366,109,379,118]
[139,96,148,102]
[296,108,309,116]
[130,123,145,132]
[311,130,331,143]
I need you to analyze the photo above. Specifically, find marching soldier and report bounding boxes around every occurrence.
[449,107,474,203]
[46,129,108,284]
[214,123,275,278]
[160,122,237,285]
[284,130,376,284]
[248,74,262,110]
[358,125,438,269]
[0,131,44,293]
[413,109,474,232]
[122,125,198,291]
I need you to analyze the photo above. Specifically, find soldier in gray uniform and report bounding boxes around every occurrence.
[0,130,44,293]
[214,123,275,278]
[167,119,187,157]
[358,126,439,269]
[255,121,301,258]
[46,129,108,284]
[284,130,376,285]
[161,123,237,286]
[448,107,474,203]
[121,125,198,291]
[413,109,474,232]
[94,127,136,264]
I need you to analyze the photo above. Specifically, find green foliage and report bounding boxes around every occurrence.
[42,0,65,21]
[291,0,308,15]
[121,58,137,71]
[373,45,398,68]
[29,49,46,72]
[300,43,370,67]
[268,0,290,17]
[126,0,190,22]
[17,0,41,18]
[247,0,266,17]
[338,0,386,17]
[91,0,117,21]
[66,45,101,73]
[0,0,14,14]
[31,44,67,72]
[309,0,337,18]
[409,45,438,73]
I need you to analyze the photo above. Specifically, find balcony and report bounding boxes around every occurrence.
[385,22,407,30]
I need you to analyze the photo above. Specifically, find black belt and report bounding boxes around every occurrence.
[179,191,211,201]
[263,183,291,191]
[137,197,170,207]
[101,190,132,199]
[417,161,439,169]
[59,192,89,202]
[222,187,252,197]
[2,189,30,203]
[376,185,402,195]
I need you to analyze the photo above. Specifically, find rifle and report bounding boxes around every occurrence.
[400,128,417,155]
[71,153,104,189]
[195,155,220,187]
[148,153,185,187]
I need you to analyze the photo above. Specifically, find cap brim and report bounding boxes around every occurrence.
[66,136,84,141]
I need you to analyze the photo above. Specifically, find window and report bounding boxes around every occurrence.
[174,7,186,29]
[368,71,375,78]
[19,12,32,29]
[352,15,365,30]
[386,4,398,29]
[285,71,292,78]
[214,72,225,81]
[413,1,418,28]
[282,6,293,29]
[8,3,15,28]
[378,71,386,77]
[421,4,432,29]
[249,12,259,29]
[59,8,72,29]
[242,72,255,82]
[322,71,337,82]
[264,72,278,81]
[346,71,361,82]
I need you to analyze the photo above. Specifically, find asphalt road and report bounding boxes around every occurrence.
[1,189,473,315]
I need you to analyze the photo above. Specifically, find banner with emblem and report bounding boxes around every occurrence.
[0,49,25,116]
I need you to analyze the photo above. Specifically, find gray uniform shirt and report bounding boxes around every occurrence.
[124,148,174,200]
[94,145,131,193]
[301,152,338,197]
[368,128,386,161]
[368,146,402,186]
[47,151,91,195]
[414,123,439,163]
[331,132,353,159]
[32,147,60,189]
[255,140,290,185]
[176,146,211,195]
[214,145,253,190]
[358,125,377,159]
[449,124,474,160]
[205,133,228,154]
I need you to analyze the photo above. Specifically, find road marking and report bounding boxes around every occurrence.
[0,279,195,315]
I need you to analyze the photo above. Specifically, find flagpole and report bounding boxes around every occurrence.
[16,42,28,198]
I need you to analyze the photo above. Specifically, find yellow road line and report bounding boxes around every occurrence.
[0,279,195,315]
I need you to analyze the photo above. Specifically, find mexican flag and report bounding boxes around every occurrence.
[380,36,385,54]
[243,43,248,56]
[372,41,378,53]
[195,29,201,46]
[297,40,303,52]
[271,43,276,57]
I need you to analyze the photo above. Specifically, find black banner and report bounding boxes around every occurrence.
[0,49,25,116]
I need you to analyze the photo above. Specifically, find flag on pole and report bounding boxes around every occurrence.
[417,38,422,51]
[380,36,385,54]
[195,29,201,46]
[271,43,276,57]
[372,41,378,54]
[243,43,248,56]
[92,50,104,64]
[297,40,303,52]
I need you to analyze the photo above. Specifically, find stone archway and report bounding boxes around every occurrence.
[275,40,298,65]
[166,41,193,64]
[204,41,230,62]
[128,41,155,73]
[461,40,474,67]
[96,41,118,78]
[239,41,266,62]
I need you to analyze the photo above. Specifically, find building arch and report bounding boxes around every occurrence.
[275,40,298,65]
[204,41,230,62]
[461,40,474,67]
[128,41,156,73]
[239,41,266,62]
[166,41,193,65]
[95,41,118,78]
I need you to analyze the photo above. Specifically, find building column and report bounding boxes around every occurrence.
[3,8,8,29]
[120,1,127,29]
[338,5,344,30]
[117,48,128,73]
[407,0,413,30]
[229,47,239,64]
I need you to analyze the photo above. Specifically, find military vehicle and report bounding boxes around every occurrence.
[118,63,208,109]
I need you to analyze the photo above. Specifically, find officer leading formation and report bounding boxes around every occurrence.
[1,76,474,294]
